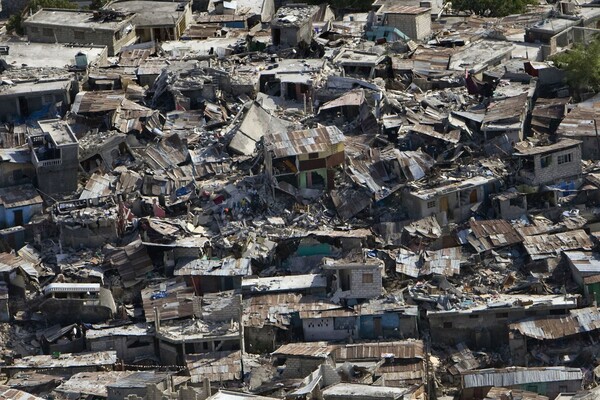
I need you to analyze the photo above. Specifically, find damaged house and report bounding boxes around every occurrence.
[402,175,502,223]
[264,126,345,192]
[428,295,579,349]
[271,4,320,47]
[514,139,582,189]
[22,9,136,56]
[36,283,117,324]
[321,252,384,302]
[28,119,79,195]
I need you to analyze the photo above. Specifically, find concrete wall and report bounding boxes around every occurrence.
[0,203,43,228]
[429,304,577,349]
[404,182,494,223]
[36,144,79,195]
[59,220,119,248]
[384,11,431,40]
[272,20,312,47]
[261,0,275,22]
[520,145,581,186]
[359,313,418,340]
[333,266,382,300]
[558,136,600,160]
[0,88,71,123]
[303,316,355,341]
[23,20,135,56]
[282,356,334,379]
[0,162,35,189]
[88,335,155,363]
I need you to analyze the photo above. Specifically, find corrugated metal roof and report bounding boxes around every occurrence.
[0,385,44,400]
[514,139,581,156]
[187,351,242,383]
[469,219,522,252]
[482,93,529,124]
[383,4,430,14]
[175,257,251,277]
[141,279,196,322]
[509,307,600,340]
[72,91,125,114]
[564,251,600,274]
[54,371,134,397]
[557,106,600,138]
[335,340,424,360]
[421,247,462,277]
[523,229,593,260]
[8,351,117,369]
[105,238,153,287]
[266,126,345,158]
[462,367,583,388]
[0,184,42,209]
[272,342,336,358]
[319,90,365,111]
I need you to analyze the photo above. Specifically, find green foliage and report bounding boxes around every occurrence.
[29,0,77,11]
[552,38,600,97]
[451,0,537,17]
[5,0,77,36]
[88,0,109,10]
[6,14,25,35]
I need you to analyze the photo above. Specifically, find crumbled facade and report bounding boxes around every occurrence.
[2,1,600,400]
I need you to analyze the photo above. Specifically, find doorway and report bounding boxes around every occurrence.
[13,210,23,226]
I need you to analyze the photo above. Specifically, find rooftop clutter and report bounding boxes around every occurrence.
[1,0,600,399]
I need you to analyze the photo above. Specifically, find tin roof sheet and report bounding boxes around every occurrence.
[266,126,345,158]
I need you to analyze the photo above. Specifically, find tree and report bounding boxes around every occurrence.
[6,14,25,35]
[451,0,537,17]
[552,37,600,98]
[5,0,77,35]
[88,0,109,9]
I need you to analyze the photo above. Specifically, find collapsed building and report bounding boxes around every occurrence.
[3,0,600,399]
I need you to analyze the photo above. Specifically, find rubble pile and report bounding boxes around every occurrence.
[2,0,600,399]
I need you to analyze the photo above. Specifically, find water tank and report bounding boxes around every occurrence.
[74,52,88,68]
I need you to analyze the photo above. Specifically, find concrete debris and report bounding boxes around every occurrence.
[2,1,600,399]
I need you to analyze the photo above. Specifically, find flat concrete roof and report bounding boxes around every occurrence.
[0,41,106,69]
[37,119,78,146]
[108,1,187,27]
[24,8,132,31]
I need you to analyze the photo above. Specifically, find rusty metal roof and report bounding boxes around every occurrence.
[272,342,336,358]
[383,4,430,14]
[175,257,251,277]
[187,351,242,383]
[244,293,340,328]
[523,229,593,260]
[485,387,549,400]
[468,219,522,252]
[421,247,462,277]
[482,93,529,124]
[0,184,42,209]
[8,351,117,370]
[0,385,44,400]
[141,279,196,322]
[71,91,125,114]
[557,106,600,138]
[266,126,345,158]
[335,340,424,361]
[513,139,581,156]
[509,307,600,340]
